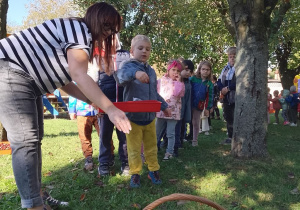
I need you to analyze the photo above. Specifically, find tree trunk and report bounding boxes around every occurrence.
[229,1,268,158]
[0,0,8,39]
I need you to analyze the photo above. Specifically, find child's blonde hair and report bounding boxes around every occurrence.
[197,60,212,80]
[131,35,151,49]
[227,47,236,55]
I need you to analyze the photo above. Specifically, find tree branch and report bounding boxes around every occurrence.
[213,0,235,37]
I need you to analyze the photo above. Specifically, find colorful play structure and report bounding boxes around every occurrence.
[43,89,69,118]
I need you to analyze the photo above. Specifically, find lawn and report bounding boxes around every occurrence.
[0,113,300,210]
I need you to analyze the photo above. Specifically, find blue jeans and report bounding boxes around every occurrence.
[0,60,44,208]
[98,114,127,163]
[156,118,177,154]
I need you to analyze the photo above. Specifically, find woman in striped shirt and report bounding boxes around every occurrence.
[0,2,131,210]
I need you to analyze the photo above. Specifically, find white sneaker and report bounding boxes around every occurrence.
[205,131,210,135]
[273,122,278,125]
[192,141,198,147]
[290,123,297,127]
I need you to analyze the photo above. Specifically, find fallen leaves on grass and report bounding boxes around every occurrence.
[95,181,106,187]
[177,200,189,206]
[223,194,230,198]
[169,179,178,183]
[72,173,78,180]
[80,193,86,201]
[131,203,141,209]
[48,152,53,156]
[43,171,52,177]
[228,187,236,191]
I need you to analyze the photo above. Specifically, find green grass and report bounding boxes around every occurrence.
[0,113,300,210]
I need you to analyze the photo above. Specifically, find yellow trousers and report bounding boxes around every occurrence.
[126,120,160,175]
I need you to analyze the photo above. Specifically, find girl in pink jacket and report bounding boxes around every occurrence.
[156,59,185,160]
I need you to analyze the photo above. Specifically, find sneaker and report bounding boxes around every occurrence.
[163,152,173,160]
[148,171,162,185]
[290,123,297,127]
[192,141,198,147]
[121,162,130,176]
[98,162,110,176]
[130,174,141,188]
[273,122,278,125]
[42,191,69,207]
[205,131,210,135]
[283,121,290,126]
[220,138,231,145]
[183,139,188,142]
[84,156,93,171]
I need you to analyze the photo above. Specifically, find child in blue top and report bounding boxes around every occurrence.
[174,59,194,157]
[286,85,300,126]
[190,61,214,146]
[116,35,170,188]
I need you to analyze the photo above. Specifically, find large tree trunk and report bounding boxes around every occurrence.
[0,0,8,39]
[229,1,268,158]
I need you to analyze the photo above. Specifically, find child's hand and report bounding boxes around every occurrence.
[135,71,149,83]
[163,108,172,117]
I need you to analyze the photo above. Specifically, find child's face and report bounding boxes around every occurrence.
[131,40,151,63]
[273,91,278,97]
[199,64,211,79]
[228,53,235,67]
[181,69,191,79]
[168,67,181,80]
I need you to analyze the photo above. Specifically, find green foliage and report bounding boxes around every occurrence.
[74,0,233,73]
[1,114,300,209]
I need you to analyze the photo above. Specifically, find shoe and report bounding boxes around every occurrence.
[199,129,203,134]
[98,162,110,176]
[148,171,162,185]
[220,138,231,145]
[84,156,93,171]
[183,139,188,142]
[163,152,173,160]
[130,174,141,188]
[290,123,297,127]
[205,131,210,135]
[121,162,130,176]
[42,191,69,207]
[273,122,278,125]
[192,141,198,147]
[283,121,290,126]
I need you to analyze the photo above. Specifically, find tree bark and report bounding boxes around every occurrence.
[229,0,268,158]
[0,0,8,39]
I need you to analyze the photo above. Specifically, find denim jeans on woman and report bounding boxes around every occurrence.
[0,60,44,208]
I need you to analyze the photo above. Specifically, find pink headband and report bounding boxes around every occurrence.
[167,60,182,72]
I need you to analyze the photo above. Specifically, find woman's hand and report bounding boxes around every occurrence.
[106,105,132,134]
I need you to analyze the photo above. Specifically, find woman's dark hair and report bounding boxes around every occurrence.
[84,2,121,72]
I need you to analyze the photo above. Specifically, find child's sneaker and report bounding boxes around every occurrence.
[130,174,141,188]
[283,121,290,126]
[290,123,297,127]
[121,162,130,176]
[192,141,198,147]
[162,152,173,160]
[98,162,110,176]
[42,191,69,207]
[273,122,278,125]
[148,171,162,185]
[205,131,210,135]
[84,156,93,171]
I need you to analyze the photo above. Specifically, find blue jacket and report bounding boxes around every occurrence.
[115,59,168,122]
[285,92,299,109]
[98,71,123,102]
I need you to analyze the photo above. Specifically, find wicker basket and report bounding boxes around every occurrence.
[143,193,226,210]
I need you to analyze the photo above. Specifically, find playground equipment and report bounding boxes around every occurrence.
[43,89,69,118]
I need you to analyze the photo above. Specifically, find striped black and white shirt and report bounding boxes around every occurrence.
[0,18,92,94]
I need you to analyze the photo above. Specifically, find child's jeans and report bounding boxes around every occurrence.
[126,120,159,174]
[0,61,44,208]
[281,109,288,122]
[98,114,127,164]
[274,109,280,124]
[77,115,99,158]
[156,118,177,154]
